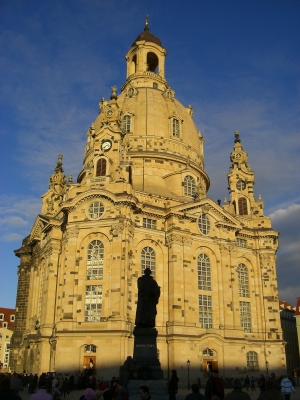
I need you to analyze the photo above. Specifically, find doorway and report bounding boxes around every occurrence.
[84,356,96,376]
[202,360,218,378]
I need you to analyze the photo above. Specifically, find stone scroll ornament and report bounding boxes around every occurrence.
[135,267,160,328]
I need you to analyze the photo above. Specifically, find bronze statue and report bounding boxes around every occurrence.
[135,268,160,328]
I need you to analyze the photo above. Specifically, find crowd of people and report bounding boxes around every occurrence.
[0,368,297,400]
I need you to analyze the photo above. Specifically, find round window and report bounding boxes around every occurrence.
[236,180,246,191]
[198,213,210,235]
[88,201,104,219]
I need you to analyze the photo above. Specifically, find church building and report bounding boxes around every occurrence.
[10,21,286,383]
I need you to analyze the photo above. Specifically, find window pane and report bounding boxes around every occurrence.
[238,198,248,215]
[172,119,179,137]
[246,351,258,370]
[198,214,210,235]
[237,264,249,297]
[85,285,102,322]
[143,218,156,229]
[199,295,212,328]
[198,254,211,290]
[96,159,106,176]
[88,202,104,219]
[240,301,252,332]
[184,175,196,196]
[141,246,156,277]
[87,240,104,280]
[122,116,131,132]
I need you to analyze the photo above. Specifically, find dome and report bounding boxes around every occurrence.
[132,20,161,47]
[132,28,161,47]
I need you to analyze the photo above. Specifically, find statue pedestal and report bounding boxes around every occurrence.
[133,327,164,380]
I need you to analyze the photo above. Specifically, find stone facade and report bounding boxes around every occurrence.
[10,23,286,384]
[279,300,300,372]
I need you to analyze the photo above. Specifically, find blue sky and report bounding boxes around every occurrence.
[0,0,299,308]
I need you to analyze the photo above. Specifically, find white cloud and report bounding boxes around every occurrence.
[269,203,300,305]
[1,233,24,242]
[0,216,28,227]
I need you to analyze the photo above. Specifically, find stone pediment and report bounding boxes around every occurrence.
[168,197,242,231]
[29,214,61,243]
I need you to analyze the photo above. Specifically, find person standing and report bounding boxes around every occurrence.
[168,370,179,400]
[11,373,23,395]
[260,380,283,400]
[281,375,295,400]
[185,383,206,400]
[205,369,225,400]
[270,373,281,391]
[139,386,152,400]
[0,377,22,400]
[224,378,251,400]
[29,375,52,400]
[257,374,266,397]
[244,375,250,391]
[61,376,70,399]
[250,376,256,391]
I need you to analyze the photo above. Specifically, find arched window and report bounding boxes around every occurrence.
[238,198,248,215]
[198,214,210,235]
[198,254,211,290]
[184,175,196,196]
[172,118,180,137]
[84,344,97,353]
[87,240,104,280]
[122,115,131,133]
[203,348,214,357]
[147,52,158,72]
[246,351,258,370]
[141,246,156,277]
[237,264,249,297]
[96,159,106,177]
[131,54,137,74]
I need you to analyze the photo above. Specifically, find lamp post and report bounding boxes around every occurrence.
[187,359,190,390]
[265,361,269,378]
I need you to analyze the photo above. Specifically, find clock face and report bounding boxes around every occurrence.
[236,180,246,191]
[101,140,112,151]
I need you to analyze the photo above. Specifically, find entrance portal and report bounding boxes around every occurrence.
[84,356,96,376]
[202,360,218,378]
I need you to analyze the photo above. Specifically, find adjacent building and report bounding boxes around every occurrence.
[0,307,15,372]
[280,300,300,373]
[10,22,286,382]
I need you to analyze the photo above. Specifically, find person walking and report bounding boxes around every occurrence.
[281,375,295,400]
[168,370,179,400]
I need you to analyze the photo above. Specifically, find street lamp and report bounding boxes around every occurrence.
[265,361,269,378]
[187,359,190,390]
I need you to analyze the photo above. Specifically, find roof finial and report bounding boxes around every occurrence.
[144,15,149,31]
[110,85,117,100]
[234,130,241,143]
[55,154,64,172]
